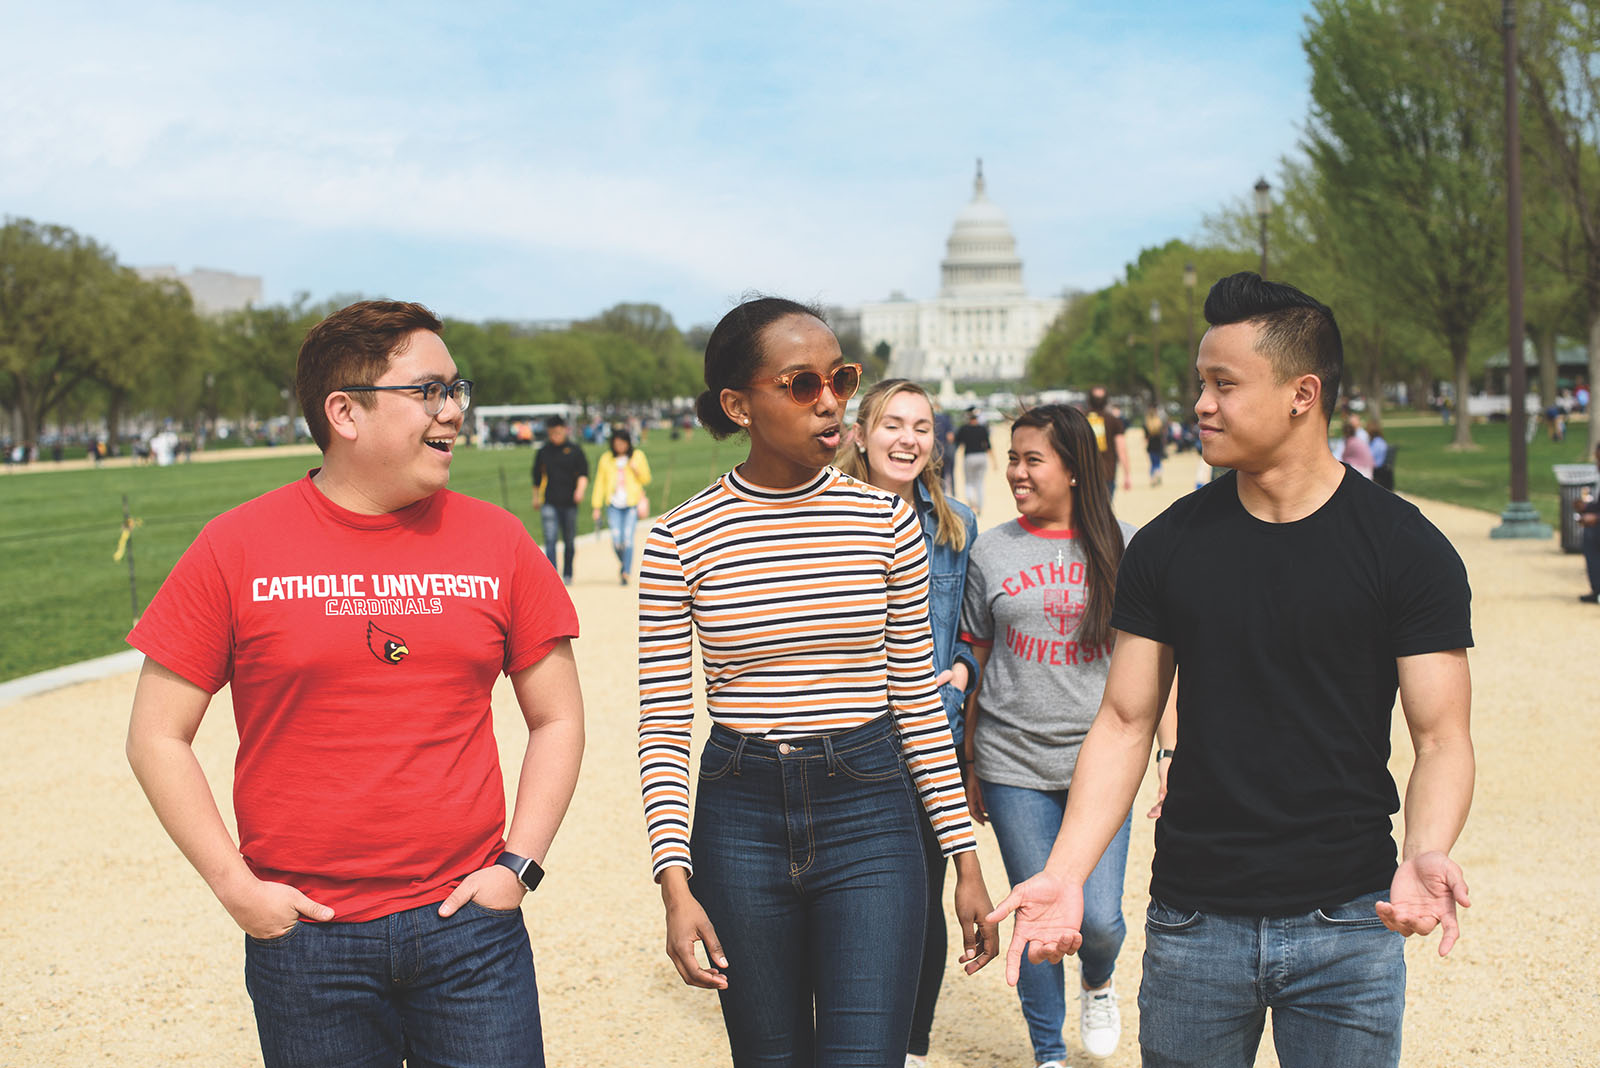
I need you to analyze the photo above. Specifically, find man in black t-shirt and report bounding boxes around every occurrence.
[954,407,996,512]
[532,415,589,584]
[989,273,1475,1068]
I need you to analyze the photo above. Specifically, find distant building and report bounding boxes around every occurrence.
[135,266,262,316]
[856,161,1068,383]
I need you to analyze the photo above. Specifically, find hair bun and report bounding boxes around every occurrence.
[696,389,740,439]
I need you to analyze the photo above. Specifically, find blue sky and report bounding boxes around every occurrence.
[3,0,1315,329]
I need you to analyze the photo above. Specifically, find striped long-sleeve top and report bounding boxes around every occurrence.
[637,465,979,879]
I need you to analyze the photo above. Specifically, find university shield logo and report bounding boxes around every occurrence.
[366,620,410,664]
[1043,589,1083,637]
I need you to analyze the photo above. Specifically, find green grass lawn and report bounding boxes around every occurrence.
[3,418,1593,683]
[0,430,740,682]
[1385,419,1594,526]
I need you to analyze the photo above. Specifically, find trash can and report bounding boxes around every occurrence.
[1554,463,1599,554]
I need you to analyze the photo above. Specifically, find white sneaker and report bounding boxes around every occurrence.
[904,1057,927,1068]
[1079,981,1122,1060]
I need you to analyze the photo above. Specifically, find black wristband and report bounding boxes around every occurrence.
[494,850,545,892]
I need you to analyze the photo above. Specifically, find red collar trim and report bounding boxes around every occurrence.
[1017,516,1076,539]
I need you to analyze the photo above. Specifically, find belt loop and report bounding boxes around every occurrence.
[731,734,748,776]
[822,734,837,776]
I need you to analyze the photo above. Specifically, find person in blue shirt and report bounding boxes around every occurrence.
[839,378,979,1068]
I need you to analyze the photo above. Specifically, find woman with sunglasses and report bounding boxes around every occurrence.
[836,379,979,1068]
[638,297,997,1065]
[959,404,1135,1066]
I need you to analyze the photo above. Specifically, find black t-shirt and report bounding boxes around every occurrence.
[533,441,589,506]
[955,423,991,454]
[1112,467,1472,915]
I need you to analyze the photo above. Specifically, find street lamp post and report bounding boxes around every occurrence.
[1491,0,1551,539]
[1149,298,1162,409]
[1184,262,1198,411]
[1254,177,1272,277]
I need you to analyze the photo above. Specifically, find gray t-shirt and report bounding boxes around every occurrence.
[960,517,1136,790]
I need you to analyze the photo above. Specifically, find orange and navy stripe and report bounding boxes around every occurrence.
[637,466,977,878]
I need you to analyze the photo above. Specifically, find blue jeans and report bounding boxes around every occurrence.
[690,715,928,1066]
[539,504,577,579]
[981,779,1131,1064]
[1138,890,1405,1067]
[605,503,638,574]
[243,900,543,1067]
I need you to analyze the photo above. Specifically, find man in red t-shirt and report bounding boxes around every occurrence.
[125,301,584,1068]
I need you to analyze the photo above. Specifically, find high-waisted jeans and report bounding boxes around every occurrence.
[689,714,929,1067]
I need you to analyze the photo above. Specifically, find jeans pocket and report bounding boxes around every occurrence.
[1145,897,1203,933]
[1314,892,1388,928]
[698,741,739,781]
[462,899,524,919]
[246,920,303,946]
[833,738,905,783]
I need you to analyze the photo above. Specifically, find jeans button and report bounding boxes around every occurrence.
[778,743,792,755]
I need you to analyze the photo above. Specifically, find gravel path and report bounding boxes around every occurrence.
[4,441,1594,1067]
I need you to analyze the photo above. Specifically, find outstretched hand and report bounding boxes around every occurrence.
[1376,851,1470,956]
[985,869,1084,986]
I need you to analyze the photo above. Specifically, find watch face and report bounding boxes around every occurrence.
[519,858,544,891]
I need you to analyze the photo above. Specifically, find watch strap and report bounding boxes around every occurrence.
[494,850,545,892]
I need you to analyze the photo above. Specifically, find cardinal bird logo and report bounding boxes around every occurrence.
[366,620,410,664]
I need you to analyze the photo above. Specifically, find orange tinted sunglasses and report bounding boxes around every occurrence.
[768,363,863,406]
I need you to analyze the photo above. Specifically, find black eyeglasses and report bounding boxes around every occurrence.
[767,363,863,406]
[339,379,473,416]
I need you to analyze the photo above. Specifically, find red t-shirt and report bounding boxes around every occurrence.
[128,472,579,923]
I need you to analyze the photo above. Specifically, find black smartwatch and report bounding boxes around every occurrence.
[494,850,545,892]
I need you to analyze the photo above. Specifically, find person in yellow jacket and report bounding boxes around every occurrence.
[591,428,652,584]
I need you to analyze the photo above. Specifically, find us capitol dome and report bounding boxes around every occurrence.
[856,160,1067,383]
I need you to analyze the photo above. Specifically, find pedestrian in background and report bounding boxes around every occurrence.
[591,428,652,585]
[955,407,996,513]
[532,415,589,585]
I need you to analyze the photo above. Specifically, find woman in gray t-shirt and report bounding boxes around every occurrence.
[959,403,1135,1065]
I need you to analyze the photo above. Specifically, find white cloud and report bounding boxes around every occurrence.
[0,0,1314,324]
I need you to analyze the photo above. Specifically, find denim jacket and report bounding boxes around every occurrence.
[913,479,980,746]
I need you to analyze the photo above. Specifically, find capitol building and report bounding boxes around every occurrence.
[857,161,1067,384]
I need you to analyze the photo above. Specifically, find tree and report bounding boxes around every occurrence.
[1029,240,1251,413]
[0,218,123,448]
[209,296,328,423]
[91,271,203,442]
[1303,0,1509,446]
[579,303,703,404]
[537,331,607,406]
[1521,0,1600,449]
